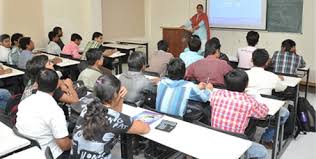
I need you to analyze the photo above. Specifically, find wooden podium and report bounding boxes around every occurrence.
[161,27,192,57]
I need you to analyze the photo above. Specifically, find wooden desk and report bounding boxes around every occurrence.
[122,105,252,159]
[3,147,45,159]
[0,122,31,157]
[0,65,24,79]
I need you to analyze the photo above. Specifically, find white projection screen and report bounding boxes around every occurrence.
[208,0,267,30]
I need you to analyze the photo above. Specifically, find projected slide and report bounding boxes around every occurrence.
[208,0,267,29]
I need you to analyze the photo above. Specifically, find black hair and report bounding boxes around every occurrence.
[48,31,58,41]
[19,37,31,50]
[188,35,201,52]
[127,51,145,72]
[197,4,204,9]
[26,55,49,83]
[86,48,103,66]
[82,100,109,141]
[157,40,169,52]
[94,74,121,104]
[0,34,10,42]
[11,33,23,45]
[281,39,296,52]
[36,69,59,93]
[252,49,269,67]
[224,69,249,92]
[71,33,82,41]
[92,32,103,40]
[246,31,259,47]
[167,58,186,80]
[53,26,62,33]
[204,38,221,57]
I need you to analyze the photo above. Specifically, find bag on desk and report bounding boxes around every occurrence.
[296,97,316,135]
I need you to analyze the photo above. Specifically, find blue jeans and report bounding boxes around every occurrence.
[246,142,268,159]
[261,107,290,142]
[0,89,11,110]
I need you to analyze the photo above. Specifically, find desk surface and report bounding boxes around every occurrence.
[3,147,45,159]
[44,54,80,67]
[109,52,126,58]
[103,43,140,50]
[116,74,158,80]
[122,105,252,159]
[297,66,310,71]
[0,122,31,157]
[282,76,302,87]
[0,65,24,79]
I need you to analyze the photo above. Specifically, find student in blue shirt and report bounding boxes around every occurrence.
[156,58,212,117]
[179,35,204,68]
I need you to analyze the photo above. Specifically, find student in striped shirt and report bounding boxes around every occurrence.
[156,58,212,117]
[271,39,306,75]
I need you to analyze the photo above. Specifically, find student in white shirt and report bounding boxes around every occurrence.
[16,69,71,158]
[0,34,11,63]
[246,49,289,149]
[237,31,259,69]
[47,31,62,55]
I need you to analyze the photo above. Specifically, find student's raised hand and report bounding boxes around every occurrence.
[63,78,73,88]
[198,82,207,90]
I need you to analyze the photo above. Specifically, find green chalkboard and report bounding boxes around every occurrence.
[267,0,303,33]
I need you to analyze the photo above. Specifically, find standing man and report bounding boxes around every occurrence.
[181,4,211,50]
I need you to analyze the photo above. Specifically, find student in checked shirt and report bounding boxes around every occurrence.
[210,69,268,159]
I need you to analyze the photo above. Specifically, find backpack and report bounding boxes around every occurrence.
[283,105,296,140]
[296,97,316,136]
[4,94,22,125]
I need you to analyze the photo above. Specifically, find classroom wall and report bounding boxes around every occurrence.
[102,0,145,40]
[145,0,316,83]
[0,0,102,48]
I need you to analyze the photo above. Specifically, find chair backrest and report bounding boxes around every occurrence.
[45,147,54,159]
[143,71,160,77]
[12,126,41,149]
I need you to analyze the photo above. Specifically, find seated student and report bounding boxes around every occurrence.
[78,48,111,91]
[185,39,233,86]
[22,55,79,104]
[18,37,35,69]
[81,32,114,60]
[246,49,289,148]
[271,39,306,75]
[53,26,65,50]
[16,69,71,159]
[8,33,23,65]
[0,89,11,110]
[209,37,229,63]
[0,34,11,63]
[179,35,203,68]
[237,31,259,69]
[62,33,82,59]
[70,74,150,159]
[146,40,174,76]
[210,69,268,159]
[47,31,62,55]
[119,51,155,104]
[156,58,212,117]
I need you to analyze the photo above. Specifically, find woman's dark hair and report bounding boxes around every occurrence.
[188,35,201,52]
[92,32,103,40]
[94,74,121,104]
[127,51,145,72]
[48,31,58,41]
[0,34,10,42]
[11,33,23,45]
[252,49,269,67]
[167,58,186,80]
[197,4,204,9]
[246,31,259,47]
[82,101,109,141]
[86,48,103,66]
[71,33,82,41]
[281,39,296,52]
[36,69,59,93]
[26,55,49,83]
[19,37,32,50]
[204,38,220,57]
[224,69,249,93]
